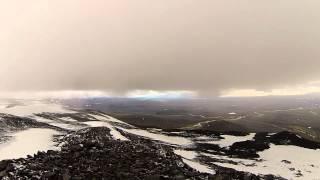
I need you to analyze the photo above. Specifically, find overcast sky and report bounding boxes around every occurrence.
[1,1,320,97]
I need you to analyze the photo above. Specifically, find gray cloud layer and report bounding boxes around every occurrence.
[1,0,320,95]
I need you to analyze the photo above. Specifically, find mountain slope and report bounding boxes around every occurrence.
[0,100,319,179]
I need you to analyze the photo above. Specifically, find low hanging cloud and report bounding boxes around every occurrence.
[1,0,320,96]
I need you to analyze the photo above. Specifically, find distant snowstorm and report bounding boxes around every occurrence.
[1,0,320,96]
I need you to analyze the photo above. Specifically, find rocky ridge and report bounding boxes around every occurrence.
[0,126,268,180]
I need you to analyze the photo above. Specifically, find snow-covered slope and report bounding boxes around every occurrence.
[0,100,319,179]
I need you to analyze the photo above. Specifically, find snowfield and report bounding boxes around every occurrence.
[0,128,60,160]
[120,128,193,146]
[209,144,320,179]
[174,149,216,174]
[202,133,256,148]
[0,100,74,117]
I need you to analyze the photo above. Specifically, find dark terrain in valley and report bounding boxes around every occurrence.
[63,95,320,142]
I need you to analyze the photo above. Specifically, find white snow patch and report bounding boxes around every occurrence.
[59,117,77,122]
[83,121,109,127]
[33,116,83,130]
[228,112,237,115]
[209,144,320,179]
[205,133,256,148]
[170,132,184,134]
[183,159,216,174]
[0,128,60,160]
[174,150,215,174]
[33,116,55,124]
[90,114,128,124]
[0,105,7,109]
[148,128,163,132]
[0,101,74,117]
[296,135,302,139]
[192,119,217,128]
[196,136,213,140]
[120,128,192,146]
[174,149,198,159]
[83,121,129,141]
[203,153,257,166]
[49,122,83,131]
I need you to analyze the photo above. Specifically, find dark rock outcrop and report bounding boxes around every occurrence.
[0,127,213,180]
[0,114,64,132]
